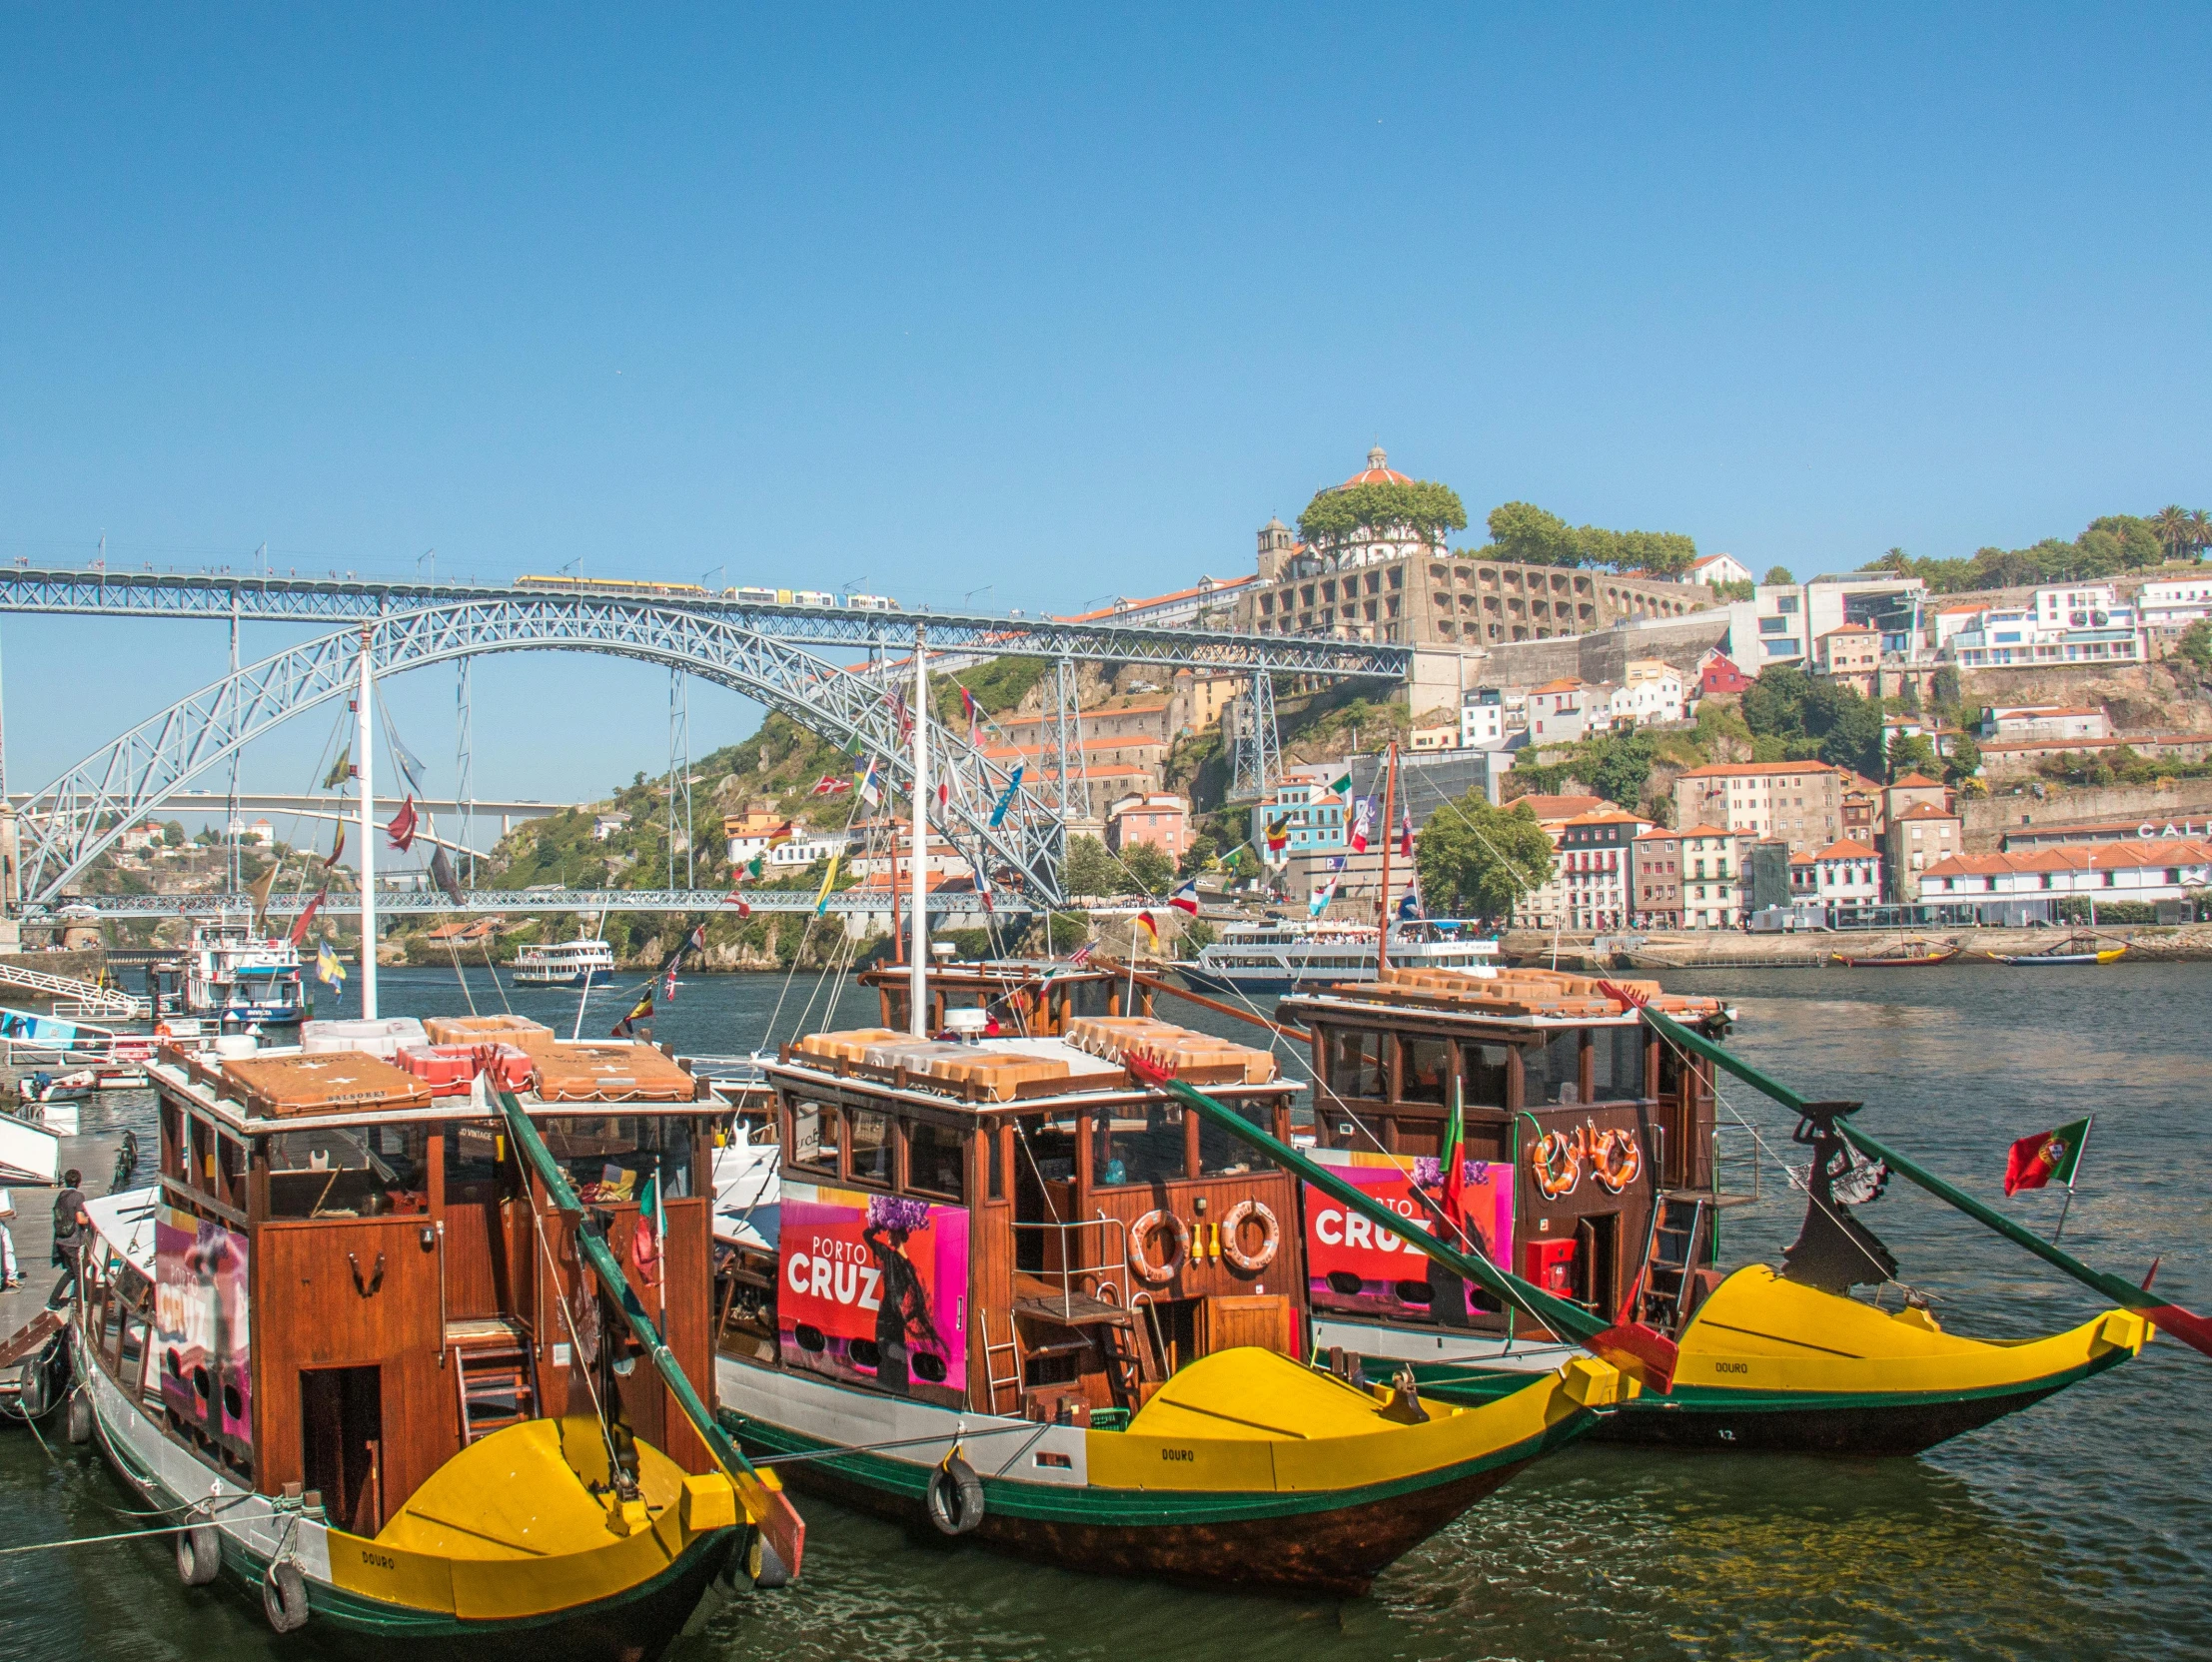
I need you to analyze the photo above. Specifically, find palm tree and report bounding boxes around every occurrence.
[2150,504,2192,564]
[2189,508,2212,561]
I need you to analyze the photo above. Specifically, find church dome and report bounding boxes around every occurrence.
[1340,445,1413,488]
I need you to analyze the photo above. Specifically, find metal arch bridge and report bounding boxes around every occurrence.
[0,565,1411,676]
[21,887,1010,921]
[15,595,1121,907]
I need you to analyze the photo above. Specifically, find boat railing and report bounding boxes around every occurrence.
[1710,1119,1762,1205]
[1012,1213,1129,1321]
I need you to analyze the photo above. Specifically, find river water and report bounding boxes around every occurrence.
[3,961,2206,1661]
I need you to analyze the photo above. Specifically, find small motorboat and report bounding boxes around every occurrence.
[1987,931,2128,967]
[1829,937,1961,968]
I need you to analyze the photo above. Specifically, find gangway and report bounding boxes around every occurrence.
[0,964,146,1019]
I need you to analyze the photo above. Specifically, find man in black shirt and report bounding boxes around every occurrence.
[46,1169,88,1310]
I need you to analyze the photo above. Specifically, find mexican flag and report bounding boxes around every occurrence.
[2004,1117,2092,1196]
[1329,765,1352,797]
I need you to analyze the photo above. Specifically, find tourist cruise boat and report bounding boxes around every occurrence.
[58,1018,803,1646]
[512,934,616,988]
[154,916,310,1027]
[1180,917,1499,995]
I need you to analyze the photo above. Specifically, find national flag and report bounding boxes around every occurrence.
[429,846,467,905]
[1399,808,1415,858]
[857,757,883,806]
[288,888,328,946]
[989,766,1024,828]
[960,686,981,745]
[813,852,841,915]
[1068,942,1094,966]
[1329,765,1352,796]
[315,936,347,992]
[1169,879,1200,916]
[811,774,851,797]
[1398,884,1422,921]
[612,992,653,1039]
[1309,874,1339,918]
[888,688,913,743]
[662,961,679,1001]
[325,824,347,870]
[387,729,429,797]
[723,891,752,918]
[766,827,793,853]
[1264,813,1292,855]
[1133,910,1160,951]
[323,746,353,790]
[2004,1117,2092,1197]
[1350,797,1375,853]
[386,796,419,853]
[632,1172,662,1290]
[744,853,766,880]
[685,922,707,954]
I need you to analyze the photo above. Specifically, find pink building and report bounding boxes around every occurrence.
[1106,793,1191,860]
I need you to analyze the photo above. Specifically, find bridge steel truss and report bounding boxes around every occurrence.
[14,597,1182,908]
[23,887,1006,921]
[0,566,1410,677]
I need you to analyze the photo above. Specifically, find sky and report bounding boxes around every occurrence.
[3,5,2210,840]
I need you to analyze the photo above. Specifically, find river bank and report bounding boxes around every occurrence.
[1498,922,2212,971]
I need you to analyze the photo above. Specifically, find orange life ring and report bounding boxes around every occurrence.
[1127,1210,1188,1284]
[1220,1199,1279,1272]
[1591,1128,1643,1194]
[1532,1128,1584,1199]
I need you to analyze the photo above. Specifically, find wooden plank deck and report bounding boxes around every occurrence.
[0,1121,131,1357]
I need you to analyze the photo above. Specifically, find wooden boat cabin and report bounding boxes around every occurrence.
[855,957,1153,1041]
[1275,968,1733,1358]
[715,1015,1300,1426]
[67,1014,773,1648]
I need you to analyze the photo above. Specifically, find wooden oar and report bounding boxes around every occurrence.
[1624,997,2212,1364]
[1120,1053,1678,1392]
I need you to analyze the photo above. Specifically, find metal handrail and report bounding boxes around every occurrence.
[1011,1213,1129,1322]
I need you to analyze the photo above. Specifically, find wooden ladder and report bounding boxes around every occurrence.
[451,1326,540,1444]
[1636,1195,1709,1330]
[978,1308,1023,1416]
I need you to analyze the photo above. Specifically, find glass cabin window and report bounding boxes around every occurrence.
[1462,1043,1510,1109]
[847,1109,894,1189]
[1093,1104,1187,1187]
[1198,1097,1268,1178]
[788,1100,841,1178]
[1397,1036,1450,1107]
[265,1124,430,1219]
[542,1117,694,1202]
[1593,1027,1648,1099]
[444,1119,509,1201]
[905,1118,966,1201]
[1520,1032,1585,1107]
[1327,1030,1387,1101]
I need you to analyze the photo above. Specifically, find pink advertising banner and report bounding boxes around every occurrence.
[156,1205,252,1443]
[1303,1148,1514,1320]
[779,1183,968,1396]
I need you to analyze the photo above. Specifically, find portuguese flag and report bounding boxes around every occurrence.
[2004,1117,2092,1197]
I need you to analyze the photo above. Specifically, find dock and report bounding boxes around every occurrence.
[0,1117,132,1361]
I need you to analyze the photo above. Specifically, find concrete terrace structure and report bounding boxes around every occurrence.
[1237,446,1709,646]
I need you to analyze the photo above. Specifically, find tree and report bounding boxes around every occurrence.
[1945,731,1982,783]
[1930,663,1962,713]
[1414,796,1555,926]
[1062,834,1120,898]
[1762,565,1793,585]
[2151,504,2193,564]
[161,821,186,848]
[1119,841,1176,896]
[1484,501,1581,566]
[1176,833,1218,879]
[1589,731,1658,811]
[1709,577,1754,602]
[1476,502,1699,573]
[2178,618,2212,673]
[1300,480,1467,554]
[1887,732,1939,780]
[1178,919,1219,958]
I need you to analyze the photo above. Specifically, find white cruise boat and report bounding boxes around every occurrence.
[1180,917,1499,995]
[511,933,616,988]
[152,915,310,1028]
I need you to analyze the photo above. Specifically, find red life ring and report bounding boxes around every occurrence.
[1128,1210,1188,1284]
[1221,1199,1279,1272]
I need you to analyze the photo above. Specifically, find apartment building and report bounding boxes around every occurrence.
[1526,807,1654,933]
[1671,760,1846,854]
[1886,802,1963,903]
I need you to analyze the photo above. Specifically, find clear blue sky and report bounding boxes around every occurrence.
[4,6,2209,826]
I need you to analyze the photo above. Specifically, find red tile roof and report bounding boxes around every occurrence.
[1813,839,1881,860]
[1888,772,1945,788]
[1507,793,1606,820]
[1677,760,1837,778]
[1923,838,2212,878]
[1890,802,1959,822]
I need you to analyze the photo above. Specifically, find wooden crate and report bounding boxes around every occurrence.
[530,1040,701,1104]
[222,1053,433,1118]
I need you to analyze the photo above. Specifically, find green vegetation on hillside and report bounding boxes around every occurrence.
[1463,502,1699,577]
[1299,479,1467,553]
[1415,795,1555,925]
[1864,506,2209,593]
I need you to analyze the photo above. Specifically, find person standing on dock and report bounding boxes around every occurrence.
[45,1170,87,1310]
[0,1188,18,1289]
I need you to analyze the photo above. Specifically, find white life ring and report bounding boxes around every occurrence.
[1220,1199,1280,1272]
[1128,1210,1188,1284]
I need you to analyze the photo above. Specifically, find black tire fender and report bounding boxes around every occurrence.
[745,1527,790,1589]
[263,1559,310,1632]
[175,1512,222,1587]
[925,1452,984,1536]
[65,1387,93,1445]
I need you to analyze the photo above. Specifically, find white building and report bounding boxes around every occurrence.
[768,827,855,869]
[592,811,630,842]
[1460,686,1527,751]
[1947,585,2145,669]
[1978,705,2112,743]
[1810,838,1882,904]
[1922,838,2212,905]
[1526,808,1654,933]
[1527,679,1593,746]
[1608,659,1685,725]
[2137,575,2212,628]
[1686,552,1754,589]
[1727,573,1928,673]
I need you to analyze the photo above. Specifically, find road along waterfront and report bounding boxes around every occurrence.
[1,963,2204,1660]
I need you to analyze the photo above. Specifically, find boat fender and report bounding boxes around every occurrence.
[746,1527,792,1589]
[65,1385,93,1445]
[1532,1129,1584,1200]
[175,1509,222,1587]
[926,1452,984,1537]
[263,1559,310,1632]
[1127,1210,1188,1284]
[1591,1129,1642,1195]
[1220,1200,1280,1272]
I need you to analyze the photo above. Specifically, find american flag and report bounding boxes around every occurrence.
[1069,942,1094,966]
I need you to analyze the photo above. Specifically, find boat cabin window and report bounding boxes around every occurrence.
[1092,1103,1186,1187]
[905,1117,966,1201]
[1462,1043,1510,1109]
[443,1119,511,1201]
[788,1099,841,1178]
[1197,1097,1267,1178]
[540,1116,694,1202]
[1016,1114,1076,1186]
[1397,1035,1450,1106]
[1520,1030,1586,1106]
[1592,1026,1649,1100]
[847,1109,894,1189]
[265,1124,430,1219]
[1326,1029,1386,1102]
